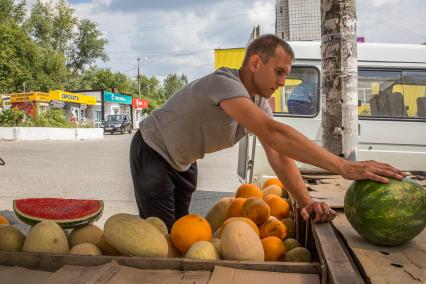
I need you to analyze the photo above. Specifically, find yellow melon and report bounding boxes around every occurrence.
[146,216,168,235]
[69,243,102,256]
[23,221,69,254]
[0,225,25,252]
[205,197,233,233]
[69,224,103,247]
[185,241,221,260]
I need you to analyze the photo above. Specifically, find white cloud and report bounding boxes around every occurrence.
[25,0,426,82]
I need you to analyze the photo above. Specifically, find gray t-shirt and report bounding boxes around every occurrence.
[139,67,273,171]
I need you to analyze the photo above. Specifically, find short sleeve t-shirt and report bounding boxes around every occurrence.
[139,67,273,171]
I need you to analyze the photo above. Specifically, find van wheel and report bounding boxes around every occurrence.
[120,127,124,134]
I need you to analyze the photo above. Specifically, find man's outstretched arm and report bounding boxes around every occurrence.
[220,97,405,183]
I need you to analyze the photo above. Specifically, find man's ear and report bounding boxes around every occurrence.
[249,54,261,72]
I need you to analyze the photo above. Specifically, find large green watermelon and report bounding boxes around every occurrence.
[13,198,103,229]
[344,178,426,246]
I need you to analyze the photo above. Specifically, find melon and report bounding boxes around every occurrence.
[220,220,264,261]
[344,178,426,246]
[205,197,233,233]
[97,234,121,256]
[13,198,103,229]
[262,184,282,198]
[185,241,221,260]
[211,238,221,255]
[284,247,312,262]
[69,224,103,247]
[146,217,168,235]
[69,243,102,256]
[23,221,69,254]
[284,238,301,251]
[281,218,296,239]
[0,225,25,252]
[104,213,168,257]
[165,234,181,257]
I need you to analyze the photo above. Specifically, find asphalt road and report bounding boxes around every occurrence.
[0,131,240,226]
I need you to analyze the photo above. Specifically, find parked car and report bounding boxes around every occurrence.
[102,115,132,134]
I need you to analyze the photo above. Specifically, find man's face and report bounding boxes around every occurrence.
[252,46,292,98]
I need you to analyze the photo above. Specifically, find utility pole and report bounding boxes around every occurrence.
[137,58,141,99]
[321,0,358,161]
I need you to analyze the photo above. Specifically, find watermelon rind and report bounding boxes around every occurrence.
[13,198,103,229]
[344,178,426,246]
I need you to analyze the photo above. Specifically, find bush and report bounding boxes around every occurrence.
[0,108,94,128]
[0,108,28,127]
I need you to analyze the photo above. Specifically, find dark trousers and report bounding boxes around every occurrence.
[129,131,197,231]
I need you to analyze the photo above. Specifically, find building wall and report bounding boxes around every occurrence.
[276,0,321,41]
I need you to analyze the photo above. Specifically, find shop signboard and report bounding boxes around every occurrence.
[49,90,96,105]
[50,100,66,108]
[11,92,50,103]
[132,98,148,109]
[103,91,132,105]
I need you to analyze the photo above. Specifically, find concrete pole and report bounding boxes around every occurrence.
[321,0,358,161]
[137,58,141,99]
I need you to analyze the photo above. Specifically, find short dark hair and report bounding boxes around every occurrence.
[242,34,295,66]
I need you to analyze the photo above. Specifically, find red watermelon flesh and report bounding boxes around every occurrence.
[14,198,103,229]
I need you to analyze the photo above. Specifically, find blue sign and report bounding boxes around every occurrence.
[103,91,132,104]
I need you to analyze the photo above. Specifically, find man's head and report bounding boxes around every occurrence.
[240,34,295,98]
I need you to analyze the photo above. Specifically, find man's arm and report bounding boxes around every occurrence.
[261,138,336,222]
[220,97,404,182]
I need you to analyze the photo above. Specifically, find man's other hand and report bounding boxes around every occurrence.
[300,201,336,223]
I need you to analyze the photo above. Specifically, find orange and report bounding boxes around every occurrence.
[241,197,270,225]
[264,195,290,219]
[259,218,287,239]
[228,197,246,218]
[0,215,8,225]
[261,236,287,261]
[235,183,263,199]
[262,178,285,190]
[171,214,212,254]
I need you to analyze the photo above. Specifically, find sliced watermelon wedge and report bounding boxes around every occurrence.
[13,198,103,229]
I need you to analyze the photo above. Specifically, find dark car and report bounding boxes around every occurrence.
[102,115,132,134]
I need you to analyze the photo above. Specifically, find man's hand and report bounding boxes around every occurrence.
[300,201,336,223]
[341,160,405,184]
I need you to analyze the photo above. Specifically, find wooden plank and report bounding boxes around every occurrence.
[182,259,320,274]
[312,222,362,284]
[308,183,347,209]
[332,213,426,284]
[0,251,321,275]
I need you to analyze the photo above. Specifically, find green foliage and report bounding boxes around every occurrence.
[159,73,188,103]
[0,108,90,128]
[0,108,26,127]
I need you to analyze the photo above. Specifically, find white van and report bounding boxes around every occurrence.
[237,41,426,182]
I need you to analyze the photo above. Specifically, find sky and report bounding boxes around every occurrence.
[27,0,426,82]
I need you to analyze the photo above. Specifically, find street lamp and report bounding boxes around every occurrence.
[137,57,148,99]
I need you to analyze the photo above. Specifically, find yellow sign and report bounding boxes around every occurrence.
[49,90,96,105]
[10,92,50,103]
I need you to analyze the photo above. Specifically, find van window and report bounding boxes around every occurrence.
[270,66,320,116]
[358,69,426,118]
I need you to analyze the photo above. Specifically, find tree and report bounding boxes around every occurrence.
[68,19,108,73]
[24,0,107,74]
[321,0,358,160]
[0,0,26,24]
[74,67,135,94]
[160,74,188,103]
[0,20,68,93]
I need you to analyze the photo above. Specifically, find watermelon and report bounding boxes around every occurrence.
[13,198,103,229]
[344,178,426,246]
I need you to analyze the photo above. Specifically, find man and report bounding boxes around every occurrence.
[130,34,404,230]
